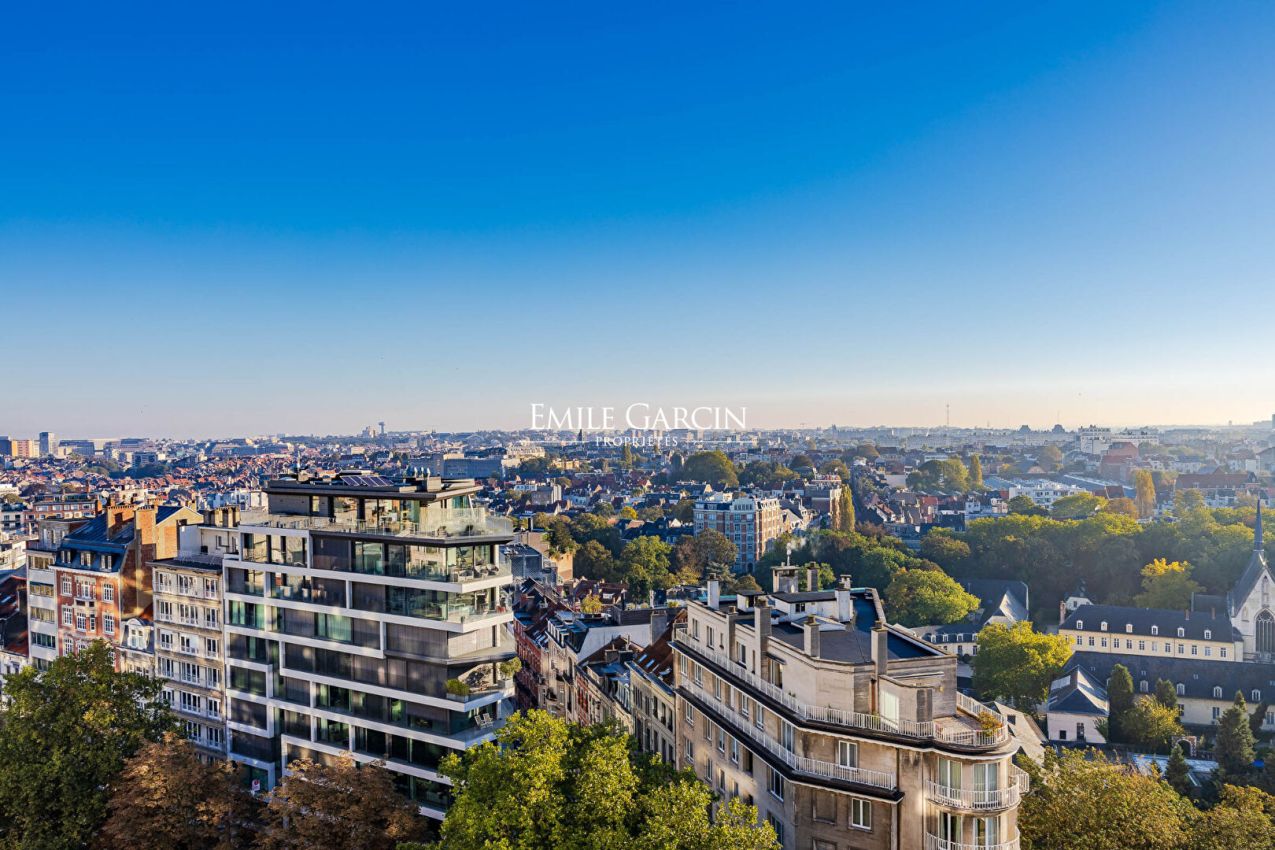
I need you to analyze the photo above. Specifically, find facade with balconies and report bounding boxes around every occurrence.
[221,472,516,819]
[671,566,1024,850]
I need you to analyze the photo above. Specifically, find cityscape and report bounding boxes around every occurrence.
[6,3,1275,850]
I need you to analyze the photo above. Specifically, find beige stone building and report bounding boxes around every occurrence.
[672,567,1025,850]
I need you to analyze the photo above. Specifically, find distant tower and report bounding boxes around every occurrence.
[39,431,58,457]
[378,421,386,437]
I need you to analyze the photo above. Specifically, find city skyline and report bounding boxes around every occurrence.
[6,3,1275,436]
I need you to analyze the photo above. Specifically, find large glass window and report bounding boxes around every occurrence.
[316,613,353,643]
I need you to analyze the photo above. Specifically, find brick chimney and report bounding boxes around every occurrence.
[803,614,821,658]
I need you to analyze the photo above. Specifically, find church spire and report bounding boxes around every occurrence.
[1258,498,1266,552]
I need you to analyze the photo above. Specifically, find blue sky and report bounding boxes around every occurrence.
[3,2,1275,437]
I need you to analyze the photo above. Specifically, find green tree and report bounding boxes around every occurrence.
[836,486,856,532]
[680,451,739,489]
[1018,748,1193,850]
[919,530,970,569]
[1051,493,1106,520]
[1037,444,1063,472]
[1165,746,1192,797]
[1216,692,1258,776]
[818,459,850,481]
[1007,494,1046,516]
[884,568,979,627]
[1106,497,1140,518]
[575,540,621,582]
[1134,468,1158,519]
[619,536,674,598]
[1122,696,1185,753]
[1188,785,1275,850]
[438,711,777,850]
[972,622,1072,711]
[1133,559,1202,610]
[257,755,424,850]
[619,506,639,520]
[0,642,177,849]
[969,453,983,489]
[1154,678,1179,712]
[1106,664,1135,742]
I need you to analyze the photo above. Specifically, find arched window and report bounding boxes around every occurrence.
[1214,686,1224,698]
[1258,611,1275,655]
[1076,620,1084,630]
[1126,624,1133,633]
[1140,680,1149,693]
[1100,622,1108,632]
[1176,683,1186,696]
[1177,627,1185,638]
[1254,690,1263,703]
[1151,626,1159,635]
[1205,630,1212,640]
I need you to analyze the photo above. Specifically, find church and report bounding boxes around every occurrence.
[1052,504,1275,737]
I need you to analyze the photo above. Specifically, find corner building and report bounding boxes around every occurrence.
[223,472,515,820]
[672,567,1024,850]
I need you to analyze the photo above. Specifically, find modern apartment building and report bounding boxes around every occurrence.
[672,567,1025,850]
[222,471,517,819]
[694,493,784,569]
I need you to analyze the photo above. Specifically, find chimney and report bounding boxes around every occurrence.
[754,596,771,656]
[707,579,721,610]
[835,576,853,623]
[806,566,818,592]
[871,625,889,675]
[803,615,821,658]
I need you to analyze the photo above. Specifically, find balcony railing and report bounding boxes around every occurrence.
[926,766,1029,811]
[240,508,513,540]
[673,625,1009,749]
[681,678,897,791]
[924,833,1019,850]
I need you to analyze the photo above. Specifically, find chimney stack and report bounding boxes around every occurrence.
[803,615,821,658]
[754,596,771,656]
[835,575,854,623]
[806,566,818,592]
[871,625,889,675]
[707,579,721,610]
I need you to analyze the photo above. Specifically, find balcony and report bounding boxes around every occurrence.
[240,508,513,542]
[673,625,1009,751]
[680,678,897,792]
[926,766,1029,811]
[924,833,1019,850]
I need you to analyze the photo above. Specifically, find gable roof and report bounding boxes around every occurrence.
[1229,501,1270,617]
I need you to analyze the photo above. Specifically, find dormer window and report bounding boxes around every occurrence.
[1177,627,1185,638]
[1205,630,1212,640]
[1176,683,1186,696]
[1100,622,1108,632]
[1255,690,1263,703]
[1076,620,1084,630]
[1126,624,1133,634]
[1140,680,1149,693]
[1214,686,1223,698]
[1151,626,1159,636]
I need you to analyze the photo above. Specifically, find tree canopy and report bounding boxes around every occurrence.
[437,711,778,850]
[883,568,978,627]
[972,621,1072,710]
[679,451,738,489]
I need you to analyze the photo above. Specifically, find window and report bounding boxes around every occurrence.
[102,584,115,604]
[61,577,71,595]
[1222,648,1229,658]
[837,740,858,769]
[1076,620,1084,630]
[1100,622,1107,632]
[1255,690,1263,703]
[1177,627,1185,638]
[1140,680,1149,693]
[75,612,86,632]
[684,702,694,726]
[768,767,784,801]
[1139,641,1146,651]
[1152,626,1159,635]
[1205,629,1212,640]
[61,607,73,627]
[812,793,837,825]
[1214,706,1222,720]
[1214,686,1224,698]
[851,798,872,830]
[1176,683,1186,696]
[1126,623,1133,633]
[103,615,115,636]
[206,638,219,656]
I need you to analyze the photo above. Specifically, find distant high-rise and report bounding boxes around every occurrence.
[39,432,58,457]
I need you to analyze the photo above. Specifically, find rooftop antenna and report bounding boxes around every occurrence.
[945,403,950,429]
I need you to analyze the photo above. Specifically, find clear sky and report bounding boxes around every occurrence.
[4,2,1275,438]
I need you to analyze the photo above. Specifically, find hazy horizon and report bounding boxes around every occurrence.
[5,3,1275,438]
